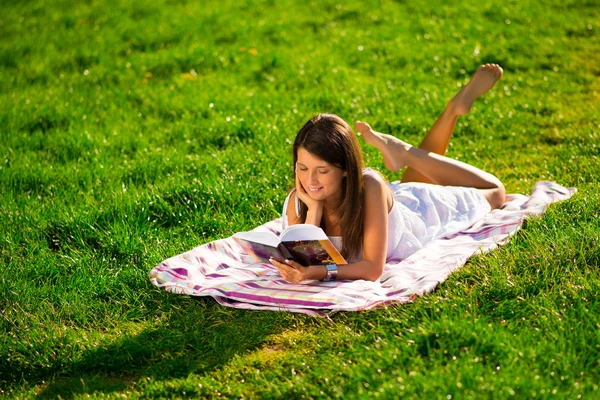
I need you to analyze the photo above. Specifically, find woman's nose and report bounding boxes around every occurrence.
[308,171,319,184]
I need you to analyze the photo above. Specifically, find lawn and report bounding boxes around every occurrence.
[1,0,599,398]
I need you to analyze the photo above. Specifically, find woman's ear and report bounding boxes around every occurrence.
[343,171,348,177]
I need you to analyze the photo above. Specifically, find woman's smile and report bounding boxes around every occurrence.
[296,147,346,202]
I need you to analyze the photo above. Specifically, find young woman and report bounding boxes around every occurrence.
[270,64,506,284]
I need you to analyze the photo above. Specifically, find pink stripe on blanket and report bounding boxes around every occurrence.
[206,287,337,308]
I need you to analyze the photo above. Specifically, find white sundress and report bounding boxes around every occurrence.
[282,168,491,262]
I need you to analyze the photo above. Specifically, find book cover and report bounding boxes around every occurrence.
[278,239,346,266]
[233,224,347,266]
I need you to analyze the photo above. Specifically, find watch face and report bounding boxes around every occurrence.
[322,264,337,281]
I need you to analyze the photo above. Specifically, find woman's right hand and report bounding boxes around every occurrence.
[295,172,323,225]
[295,173,322,210]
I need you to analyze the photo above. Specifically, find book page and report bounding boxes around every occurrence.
[279,224,328,242]
[234,231,279,248]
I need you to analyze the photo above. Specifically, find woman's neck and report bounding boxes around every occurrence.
[323,190,342,212]
[320,191,343,235]
[321,205,342,236]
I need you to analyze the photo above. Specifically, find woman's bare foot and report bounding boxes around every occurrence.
[449,63,503,116]
[355,121,411,172]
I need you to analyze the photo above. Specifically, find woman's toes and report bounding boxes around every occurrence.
[355,121,373,136]
[493,65,503,78]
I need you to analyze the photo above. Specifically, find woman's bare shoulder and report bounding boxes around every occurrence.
[364,169,388,189]
[363,170,393,209]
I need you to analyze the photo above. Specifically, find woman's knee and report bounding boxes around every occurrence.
[490,183,506,209]
[481,182,506,210]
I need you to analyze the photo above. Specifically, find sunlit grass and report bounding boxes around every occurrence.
[1,0,599,398]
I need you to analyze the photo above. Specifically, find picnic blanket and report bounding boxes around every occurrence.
[149,181,575,316]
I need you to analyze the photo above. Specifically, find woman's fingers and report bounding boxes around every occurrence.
[270,258,304,284]
[294,167,300,187]
[279,266,301,283]
[269,258,286,269]
[295,176,309,205]
[284,259,302,269]
[270,258,300,271]
[270,258,292,268]
[295,174,301,194]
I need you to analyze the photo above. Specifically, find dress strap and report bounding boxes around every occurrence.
[281,188,300,230]
[282,188,300,217]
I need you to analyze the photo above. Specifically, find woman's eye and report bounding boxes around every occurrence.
[298,168,308,172]
[319,171,329,175]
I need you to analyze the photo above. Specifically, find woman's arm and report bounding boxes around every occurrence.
[274,174,391,283]
[358,174,391,279]
[286,174,324,226]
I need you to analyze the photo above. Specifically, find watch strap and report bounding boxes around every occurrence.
[322,263,338,282]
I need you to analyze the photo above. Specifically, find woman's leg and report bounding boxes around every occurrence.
[357,130,506,208]
[357,64,503,184]
[355,64,506,208]
[404,146,505,208]
[399,107,457,184]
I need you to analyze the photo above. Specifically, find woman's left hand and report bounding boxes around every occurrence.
[270,258,313,284]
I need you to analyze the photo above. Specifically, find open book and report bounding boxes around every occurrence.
[233,224,347,266]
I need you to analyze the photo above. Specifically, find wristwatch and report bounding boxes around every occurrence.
[322,263,338,282]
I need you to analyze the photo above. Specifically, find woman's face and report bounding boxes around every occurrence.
[296,147,346,203]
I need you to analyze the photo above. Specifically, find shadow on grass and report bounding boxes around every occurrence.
[34,296,297,399]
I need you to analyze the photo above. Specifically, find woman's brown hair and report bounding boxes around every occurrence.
[293,114,365,260]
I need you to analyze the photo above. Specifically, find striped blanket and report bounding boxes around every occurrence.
[149,181,575,316]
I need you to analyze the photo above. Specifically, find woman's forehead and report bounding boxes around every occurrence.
[297,147,332,167]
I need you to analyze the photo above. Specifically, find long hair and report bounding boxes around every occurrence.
[293,114,364,260]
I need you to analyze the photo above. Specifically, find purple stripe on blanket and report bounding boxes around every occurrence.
[171,268,189,276]
[209,288,336,308]
[159,268,189,280]
[385,288,410,297]
[149,181,575,315]
[239,281,334,295]
[461,220,522,236]
[213,296,331,316]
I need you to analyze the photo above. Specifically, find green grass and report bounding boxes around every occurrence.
[1,0,599,398]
